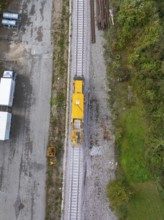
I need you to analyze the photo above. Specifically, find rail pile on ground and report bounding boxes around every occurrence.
[96,0,109,30]
[90,0,95,43]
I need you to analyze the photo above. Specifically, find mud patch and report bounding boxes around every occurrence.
[36,26,43,42]
[30,4,35,16]
[5,42,27,65]
[14,195,25,219]
[40,0,46,20]
[0,166,4,190]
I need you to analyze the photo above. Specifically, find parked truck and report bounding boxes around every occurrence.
[1,19,17,27]
[0,70,16,107]
[3,12,19,20]
[0,70,16,141]
[2,12,19,28]
[0,112,12,140]
[71,76,84,146]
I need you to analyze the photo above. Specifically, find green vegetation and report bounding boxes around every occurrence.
[127,183,164,220]
[55,91,65,109]
[0,0,9,12]
[119,104,153,183]
[105,0,164,219]
[107,180,133,219]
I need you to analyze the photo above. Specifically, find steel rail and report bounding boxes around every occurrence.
[69,147,81,219]
[90,0,96,43]
[75,0,85,76]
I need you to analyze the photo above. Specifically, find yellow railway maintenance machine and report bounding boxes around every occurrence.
[71,76,84,146]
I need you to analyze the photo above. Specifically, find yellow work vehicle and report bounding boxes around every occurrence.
[71,76,84,146]
[47,147,56,165]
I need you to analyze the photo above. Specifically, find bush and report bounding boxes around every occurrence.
[106,0,164,218]
[146,139,164,177]
[107,180,132,208]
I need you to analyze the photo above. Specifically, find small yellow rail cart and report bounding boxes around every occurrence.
[47,147,56,166]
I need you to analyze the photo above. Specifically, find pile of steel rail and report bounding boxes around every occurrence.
[90,0,96,43]
[96,0,109,30]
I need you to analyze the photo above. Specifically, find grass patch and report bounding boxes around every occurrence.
[127,182,164,220]
[55,91,65,108]
[119,102,153,183]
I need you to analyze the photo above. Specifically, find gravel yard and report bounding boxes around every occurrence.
[0,0,53,219]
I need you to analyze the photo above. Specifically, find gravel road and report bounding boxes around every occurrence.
[0,0,53,219]
[83,22,118,220]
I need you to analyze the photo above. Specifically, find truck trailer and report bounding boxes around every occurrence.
[71,76,84,146]
[0,70,16,141]
[3,12,19,20]
[1,19,17,27]
[0,112,12,140]
[0,71,16,107]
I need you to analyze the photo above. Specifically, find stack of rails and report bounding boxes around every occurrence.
[90,0,96,43]
[96,0,109,30]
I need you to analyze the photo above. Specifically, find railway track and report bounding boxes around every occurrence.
[74,0,85,76]
[62,0,87,220]
[68,147,83,219]
[68,0,85,219]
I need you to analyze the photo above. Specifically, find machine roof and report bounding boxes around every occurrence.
[71,93,84,120]
[74,80,83,93]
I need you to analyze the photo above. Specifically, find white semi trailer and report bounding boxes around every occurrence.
[0,112,12,140]
[1,19,17,27]
[0,71,16,141]
[3,12,19,20]
[0,71,16,107]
